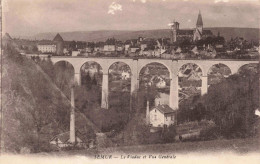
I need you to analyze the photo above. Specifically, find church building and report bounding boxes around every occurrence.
[170,11,213,43]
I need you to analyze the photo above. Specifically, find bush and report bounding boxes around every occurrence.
[162,125,177,143]
[178,68,259,139]
[199,126,221,141]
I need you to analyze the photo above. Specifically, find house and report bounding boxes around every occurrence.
[94,42,105,52]
[191,46,199,55]
[149,104,176,127]
[156,38,171,50]
[141,48,153,57]
[104,45,116,52]
[130,46,140,53]
[124,40,132,52]
[72,50,80,56]
[156,77,166,89]
[85,47,94,53]
[50,131,90,149]
[37,43,56,53]
[121,70,130,80]
[161,53,172,59]
[140,40,148,50]
[63,48,69,54]
[175,47,182,53]
[103,38,116,53]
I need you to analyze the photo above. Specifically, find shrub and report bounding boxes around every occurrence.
[199,126,221,141]
[162,125,177,143]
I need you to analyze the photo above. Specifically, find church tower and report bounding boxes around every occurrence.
[53,33,64,56]
[170,21,179,43]
[193,10,203,41]
[196,10,203,34]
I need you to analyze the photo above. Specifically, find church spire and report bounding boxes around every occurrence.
[196,10,203,27]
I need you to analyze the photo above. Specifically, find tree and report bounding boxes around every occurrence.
[178,65,259,138]
[53,62,74,98]
[135,84,160,113]
[92,75,98,86]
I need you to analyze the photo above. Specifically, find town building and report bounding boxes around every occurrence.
[170,10,213,43]
[121,70,130,80]
[2,33,13,48]
[103,38,116,54]
[149,104,176,127]
[94,42,105,52]
[104,45,116,52]
[53,33,64,55]
[37,43,56,53]
[72,50,80,56]
[124,40,132,52]
[37,33,64,54]
[155,77,166,89]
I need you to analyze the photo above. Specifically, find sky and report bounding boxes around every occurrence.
[2,0,260,36]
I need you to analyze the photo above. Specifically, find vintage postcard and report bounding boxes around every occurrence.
[0,0,260,163]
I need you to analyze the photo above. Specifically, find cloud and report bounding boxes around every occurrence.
[214,0,229,3]
[132,0,147,3]
[108,2,122,15]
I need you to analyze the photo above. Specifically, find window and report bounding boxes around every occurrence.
[165,116,168,121]
[171,115,174,121]
[154,115,157,121]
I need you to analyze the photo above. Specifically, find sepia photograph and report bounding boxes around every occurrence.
[0,0,260,163]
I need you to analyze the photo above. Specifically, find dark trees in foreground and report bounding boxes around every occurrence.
[178,67,259,138]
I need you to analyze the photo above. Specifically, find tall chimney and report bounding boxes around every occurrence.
[70,86,76,143]
[146,100,150,125]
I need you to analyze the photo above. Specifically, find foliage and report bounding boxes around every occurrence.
[132,84,160,113]
[161,125,177,143]
[178,68,259,139]
[2,47,71,153]
[196,36,225,47]
[53,61,74,98]
[199,126,221,141]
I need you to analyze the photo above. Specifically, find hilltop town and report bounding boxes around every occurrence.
[3,11,259,60]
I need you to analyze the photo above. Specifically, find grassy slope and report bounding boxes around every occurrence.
[3,53,99,142]
[34,62,100,133]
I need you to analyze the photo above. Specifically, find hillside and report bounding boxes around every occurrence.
[1,48,98,153]
[29,27,259,42]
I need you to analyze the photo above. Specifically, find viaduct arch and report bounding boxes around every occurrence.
[51,57,258,110]
[107,61,132,109]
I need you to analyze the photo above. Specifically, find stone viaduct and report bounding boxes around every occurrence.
[51,56,258,110]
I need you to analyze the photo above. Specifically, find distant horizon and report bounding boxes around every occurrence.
[8,26,260,38]
[4,0,259,37]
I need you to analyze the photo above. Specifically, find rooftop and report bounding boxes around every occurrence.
[196,10,203,26]
[50,131,87,143]
[3,33,12,41]
[53,33,64,42]
[153,104,175,114]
